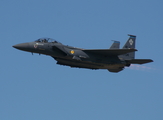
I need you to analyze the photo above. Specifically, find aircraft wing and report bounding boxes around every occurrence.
[126,59,153,64]
[83,49,137,56]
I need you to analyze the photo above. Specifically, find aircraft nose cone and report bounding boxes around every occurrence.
[13,43,29,50]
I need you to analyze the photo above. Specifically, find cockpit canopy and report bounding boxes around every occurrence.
[35,38,61,44]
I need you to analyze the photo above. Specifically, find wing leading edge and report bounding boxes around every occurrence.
[83,49,137,56]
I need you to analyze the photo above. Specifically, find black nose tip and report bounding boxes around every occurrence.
[13,43,29,50]
[12,45,18,48]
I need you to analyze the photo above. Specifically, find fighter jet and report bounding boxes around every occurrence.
[13,34,153,73]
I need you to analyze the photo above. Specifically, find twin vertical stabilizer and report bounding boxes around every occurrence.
[110,40,120,49]
[120,34,136,60]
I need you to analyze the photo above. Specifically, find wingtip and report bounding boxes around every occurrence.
[127,48,138,51]
[134,48,138,51]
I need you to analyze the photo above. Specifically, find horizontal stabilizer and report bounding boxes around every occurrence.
[126,59,153,64]
[83,49,137,56]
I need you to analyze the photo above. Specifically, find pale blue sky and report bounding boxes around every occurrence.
[1,0,163,120]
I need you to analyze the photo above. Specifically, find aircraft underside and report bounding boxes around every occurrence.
[55,58,125,72]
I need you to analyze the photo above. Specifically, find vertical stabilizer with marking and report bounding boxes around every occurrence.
[110,40,120,49]
[120,34,136,60]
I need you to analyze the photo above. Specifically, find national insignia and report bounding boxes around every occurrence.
[70,50,75,54]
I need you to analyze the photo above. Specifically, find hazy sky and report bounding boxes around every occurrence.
[1,0,163,120]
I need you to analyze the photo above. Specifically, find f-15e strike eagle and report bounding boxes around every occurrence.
[13,34,153,73]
